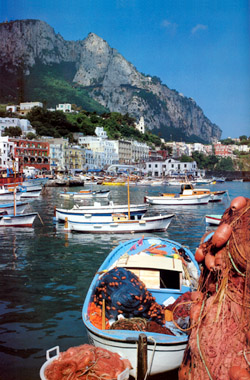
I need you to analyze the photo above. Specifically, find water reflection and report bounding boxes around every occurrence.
[0,182,249,380]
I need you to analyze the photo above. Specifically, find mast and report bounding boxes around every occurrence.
[14,188,16,216]
[127,175,130,220]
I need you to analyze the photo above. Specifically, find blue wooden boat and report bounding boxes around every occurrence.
[82,236,200,377]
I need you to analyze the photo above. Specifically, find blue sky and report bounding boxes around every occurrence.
[1,0,250,139]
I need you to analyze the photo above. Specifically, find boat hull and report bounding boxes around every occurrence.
[67,214,174,233]
[55,204,148,222]
[0,212,37,227]
[205,215,222,225]
[145,194,210,205]
[0,201,28,214]
[86,327,187,377]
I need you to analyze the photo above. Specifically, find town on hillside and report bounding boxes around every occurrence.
[0,102,249,179]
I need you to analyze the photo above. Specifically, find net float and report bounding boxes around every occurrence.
[212,223,232,248]
[230,196,247,212]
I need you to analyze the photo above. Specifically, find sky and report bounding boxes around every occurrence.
[1,0,250,139]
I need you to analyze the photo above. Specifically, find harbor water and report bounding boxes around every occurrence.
[0,181,249,380]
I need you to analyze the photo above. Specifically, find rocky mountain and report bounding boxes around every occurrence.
[0,19,222,142]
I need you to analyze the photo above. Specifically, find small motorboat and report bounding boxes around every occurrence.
[145,183,225,205]
[205,214,222,226]
[82,235,200,377]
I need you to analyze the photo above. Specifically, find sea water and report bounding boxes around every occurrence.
[0,182,249,380]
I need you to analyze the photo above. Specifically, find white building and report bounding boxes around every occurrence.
[0,136,16,169]
[135,116,145,134]
[145,158,201,177]
[42,137,69,171]
[56,104,72,113]
[0,118,36,137]
[131,140,149,163]
[79,135,118,169]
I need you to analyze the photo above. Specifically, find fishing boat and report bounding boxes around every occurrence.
[145,183,225,205]
[0,186,23,201]
[0,201,29,215]
[55,201,148,223]
[65,213,174,234]
[0,188,38,227]
[205,214,222,225]
[0,212,38,227]
[82,235,200,377]
[74,189,110,200]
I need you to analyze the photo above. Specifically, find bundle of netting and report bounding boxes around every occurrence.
[91,267,165,325]
[179,197,250,380]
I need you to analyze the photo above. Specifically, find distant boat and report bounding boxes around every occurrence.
[205,214,222,226]
[82,235,200,377]
[0,189,38,227]
[0,201,28,215]
[145,183,225,205]
[232,179,243,182]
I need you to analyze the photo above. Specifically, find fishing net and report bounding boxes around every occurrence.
[179,197,250,380]
[44,344,132,380]
[110,317,175,335]
[91,267,165,326]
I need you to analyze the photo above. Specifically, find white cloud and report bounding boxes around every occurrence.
[191,24,208,34]
[161,19,178,34]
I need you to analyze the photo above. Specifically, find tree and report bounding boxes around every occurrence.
[180,155,193,162]
[3,126,22,137]
[26,132,36,140]
[216,157,235,171]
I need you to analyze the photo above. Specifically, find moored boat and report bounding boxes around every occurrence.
[205,214,222,225]
[0,212,38,227]
[82,235,200,377]
[55,201,148,223]
[65,213,175,234]
[0,201,29,215]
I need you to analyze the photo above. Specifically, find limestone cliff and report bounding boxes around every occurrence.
[0,19,222,142]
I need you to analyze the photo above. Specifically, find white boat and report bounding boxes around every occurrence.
[0,186,23,201]
[82,236,200,377]
[55,201,148,223]
[66,213,175,234]
[145,183,225,205]
[74,189,110,200]
[205,214,222,225]
[19,188,42,198]
[0,212,38,227]
[0,201,29,215]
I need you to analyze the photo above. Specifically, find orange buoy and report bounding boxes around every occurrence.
[195,247,205,263]
[230,196,247,212]
[212,223,232,248]
[205,253,216,271]
[229,365,250,380]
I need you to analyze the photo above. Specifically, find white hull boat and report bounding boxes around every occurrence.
[82,236,200,377]
[145,193,210,205]
[0,212,38,227]
[66,213,174,234]
[205,214,222,225]
[0,201,29,215]
[20,189,42,198]
[0,187,22,201]
[55,202,148,223]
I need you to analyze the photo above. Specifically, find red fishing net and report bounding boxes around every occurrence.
[179,197,250,380]
[44,344,132,380]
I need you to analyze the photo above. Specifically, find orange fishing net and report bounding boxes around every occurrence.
[179,197,250,380]
[44,344,132,380]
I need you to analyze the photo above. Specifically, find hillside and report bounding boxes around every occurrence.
[0,19,222,143]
